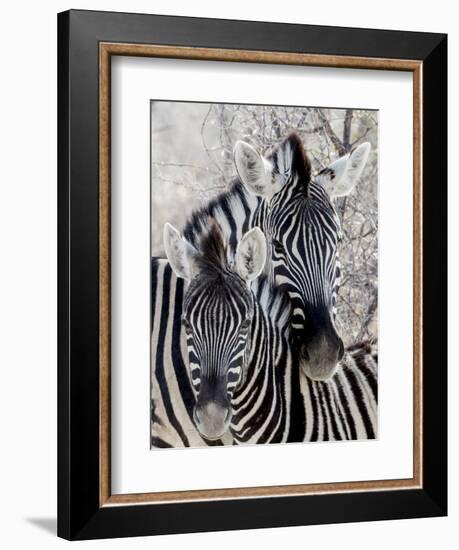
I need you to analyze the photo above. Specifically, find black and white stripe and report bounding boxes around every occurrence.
[151,133,373,446]
[300,341,378,441]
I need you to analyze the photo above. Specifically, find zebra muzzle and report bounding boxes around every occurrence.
[300,336,344,381]
[194,401,232,440]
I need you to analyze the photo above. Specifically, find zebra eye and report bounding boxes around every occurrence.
[272,239,285,253]
[240,319,251,333]
[182,318,192,333]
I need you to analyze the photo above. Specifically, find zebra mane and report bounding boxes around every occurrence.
[269,132,311,190]
[194,221,228,277]
[183,179,256,253]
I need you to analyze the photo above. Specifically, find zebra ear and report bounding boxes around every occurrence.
[318,142,371,198]
[163,222,197,280]
[234,141,277,200]
[235,227,267,282]
[235,133,311,200]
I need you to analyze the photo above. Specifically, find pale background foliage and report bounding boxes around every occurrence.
[151,102,378,345]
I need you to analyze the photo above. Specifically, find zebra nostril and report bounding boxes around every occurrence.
[302,347,310,361]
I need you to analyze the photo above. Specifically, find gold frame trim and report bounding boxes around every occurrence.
[99,42,423,507]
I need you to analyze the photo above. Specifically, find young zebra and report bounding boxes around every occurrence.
[151,257,233,447]
[152,133,372,446]
[163,222,377,444]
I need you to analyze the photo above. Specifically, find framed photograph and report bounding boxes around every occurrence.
[58,9,447,540]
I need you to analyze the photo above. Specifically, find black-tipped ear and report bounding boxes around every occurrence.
[270,132,311,186]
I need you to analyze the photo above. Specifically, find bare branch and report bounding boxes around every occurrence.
[315,108,346,156]
[343,109,353,150]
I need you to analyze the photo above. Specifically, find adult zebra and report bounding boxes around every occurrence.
[151,133,372,446]
[163,222,377,444]
[233,134,371,380]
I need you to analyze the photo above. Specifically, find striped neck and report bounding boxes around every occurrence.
[230,277,293,444]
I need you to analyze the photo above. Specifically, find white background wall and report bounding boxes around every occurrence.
[0,1,455,548]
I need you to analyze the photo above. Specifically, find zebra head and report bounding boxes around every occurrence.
[163,221,267,440]
[234,133,371,381]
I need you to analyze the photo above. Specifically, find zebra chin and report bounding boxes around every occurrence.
[300,357,340,381]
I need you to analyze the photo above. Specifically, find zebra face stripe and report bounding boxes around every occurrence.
[271,184,340,310]
[183,270,254,440]
[255,177,344,381]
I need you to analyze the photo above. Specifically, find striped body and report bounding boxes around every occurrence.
[300,341,377,441]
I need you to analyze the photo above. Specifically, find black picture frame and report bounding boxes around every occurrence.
[58,9,447,540]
